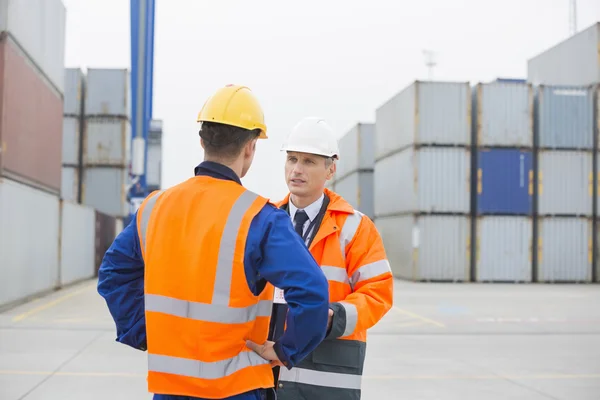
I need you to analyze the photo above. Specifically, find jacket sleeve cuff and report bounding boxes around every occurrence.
[116,316,147,351]
[273,341,293,370]
[325,302,347,339]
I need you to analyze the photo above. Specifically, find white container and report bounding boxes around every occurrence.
[115,218,125,237]
[0,178,59,307]
[474,81,533,147]
[63,68,84,116]
[537,150,592,216]
[146,141,162,187]
[0,0,66,93]
[333,171,374,219]
[85,68,130,117]
[60,166,79,202]
[527,22,600,86]
[475,216,532,282]
[336,123,375,180]
[81,167,128,217]
[537,217,592,282]
[375,214,471,281]
[83,118,131,167]
[59,200,96,286]
[375,81,471,159]
[374,147,470,217]
[62,116,80,166]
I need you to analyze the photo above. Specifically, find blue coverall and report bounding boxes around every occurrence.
[97,161,330,400]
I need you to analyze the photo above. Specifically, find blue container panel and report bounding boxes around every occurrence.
[477,149,533,215]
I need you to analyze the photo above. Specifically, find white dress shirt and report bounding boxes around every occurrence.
[288,193,324,244]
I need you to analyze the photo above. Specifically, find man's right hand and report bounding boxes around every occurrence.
[246,340,284,367]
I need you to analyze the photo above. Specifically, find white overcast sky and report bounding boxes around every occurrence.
[61,0,600,201]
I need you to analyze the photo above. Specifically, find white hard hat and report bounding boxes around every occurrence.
[281,117,340,159]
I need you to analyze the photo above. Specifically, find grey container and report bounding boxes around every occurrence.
[336,123,375,180]
[537,217,592,282]
[147,140,162,187]
[375,81,471,160]
[60,166,79,202]
[475,216,532,282]
[59,200,96,286]
[535,85,595,149]
[63,68,84,116]
[85,68,130,117]
[527,22,600,86]
[81,167,128,217]
[537,150,593,216]
[374,146,470,217]
[62,116,80,166]
[333,171,374,219]
[375,214,470,282]
[473,81,533,147]
[83,118,131,167]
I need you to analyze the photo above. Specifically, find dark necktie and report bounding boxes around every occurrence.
[293,210,309,238]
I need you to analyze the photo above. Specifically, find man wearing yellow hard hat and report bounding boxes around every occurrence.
[98,85,331,400]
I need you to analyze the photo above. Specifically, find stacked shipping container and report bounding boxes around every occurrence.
[374,81,472,281]
[147,119,163,192]
[61,68,85,202]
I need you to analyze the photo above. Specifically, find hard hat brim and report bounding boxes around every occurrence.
[281,144,338,159]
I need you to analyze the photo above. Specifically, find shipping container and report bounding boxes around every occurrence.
[82,167,128,217]
[537,150,592,216]
[475,216,532,282]
[476,148,533,215]
[59,200,96,286]
[528,22,600,86]
[0,178,59,307]
[375,214,470,281]
[536,217,592,282]
[375,147,470,217]
[325,179,335,190]
[64,68,84,116]
[61,166,79,203]
[473,81,533,147]
[333,171,374,219]
[336,123,375,180]
[375,81,471,159]
[535,85,595,149]
[62,116,80,166]
[0,34,62,193]
[147,141,162,187]
[85,68,130,117]
[95,211,117,275]
[115,217,124,237]
[0,0,66,93]
[83,118,131,167]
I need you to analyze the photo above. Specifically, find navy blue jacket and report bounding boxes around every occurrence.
[97,161,330,400]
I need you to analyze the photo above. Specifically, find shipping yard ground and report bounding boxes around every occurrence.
[0,280,599,400]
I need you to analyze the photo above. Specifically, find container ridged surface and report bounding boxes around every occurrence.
[536,85,594,149]
[537,217,592,282]
[85,68,130,117]
[82,167,128,217]
[0,0,66,93]
[0,35,62,193]
[537,150,592,216]
[147,141,162,187]
[375,215,470,281]
[60,166,79,203]
[337,123,375,179]
[62,117,80,166]
[83,118,131,167]
[374,147,470,217]
[476,216,532,282]
[64,68,84,116]
[95,211,117,275]
[0,178,59,307]
[475,82,533,147]
[333,171,374,219]
[59,200,96,286]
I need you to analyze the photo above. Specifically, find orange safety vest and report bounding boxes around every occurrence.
[136,176,275,398]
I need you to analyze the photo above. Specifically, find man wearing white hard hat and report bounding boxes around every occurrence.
[269,117,394,400]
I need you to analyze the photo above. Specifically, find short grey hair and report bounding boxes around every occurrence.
[324,157,336,168]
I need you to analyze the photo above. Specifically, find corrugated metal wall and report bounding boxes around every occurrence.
[83,118,131,167]
[333,171,374,219]
[476,216,532,282]
[537,151,592,216]
[0,178,60,307]
[62,117,80,166]
[85,68,130,117]
[336,123,375,179]
[95,211,117,276]
[64,68,84,116]
[537,217,592,282]
[59,200,96,285]
[82,167,128,217]
[376,215,470,281]
[60,166,79,202]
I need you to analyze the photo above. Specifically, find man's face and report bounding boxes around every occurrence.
[285,151,334,197]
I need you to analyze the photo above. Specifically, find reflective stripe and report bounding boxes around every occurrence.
[279,367,362,390]
[340,301,358,336]
[145,294,272,323]
[148,351,270,380]
[140,190,165,253]
[320,265,349,284]
[349,259,391,286]
[339,210,363,258]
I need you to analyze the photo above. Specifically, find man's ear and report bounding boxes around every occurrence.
[327,161,336,179]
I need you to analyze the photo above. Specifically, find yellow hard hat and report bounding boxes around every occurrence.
[197,84,267,139]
